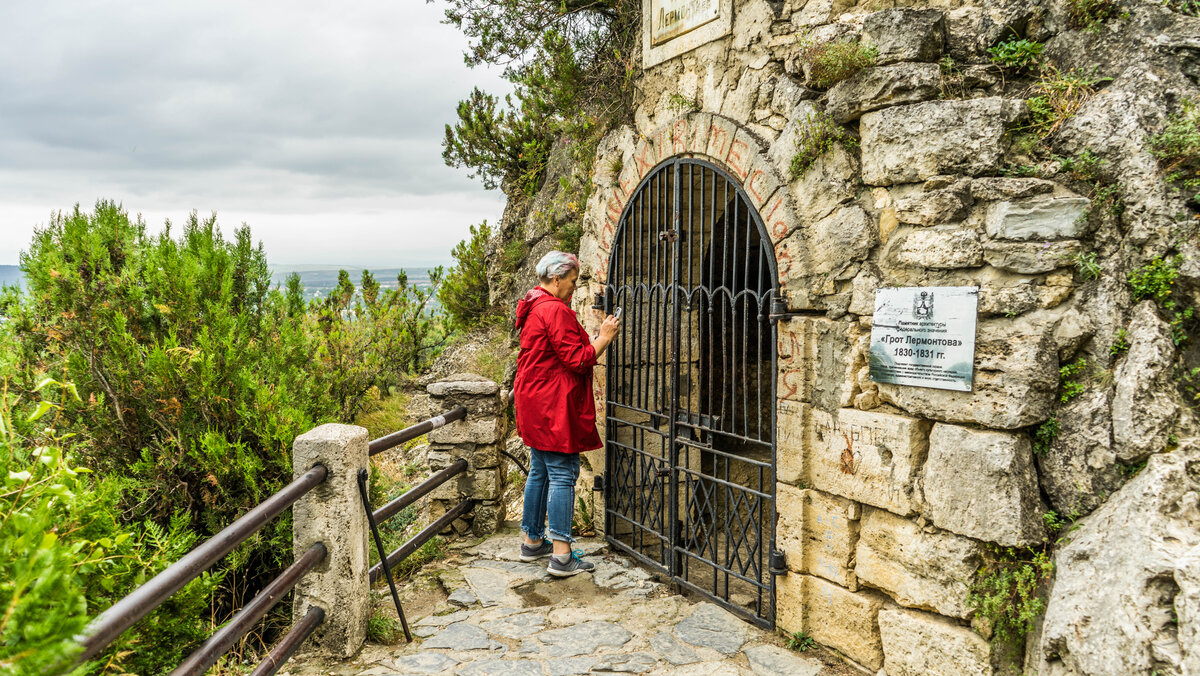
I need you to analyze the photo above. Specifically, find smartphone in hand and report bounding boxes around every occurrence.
[613,307,623,320]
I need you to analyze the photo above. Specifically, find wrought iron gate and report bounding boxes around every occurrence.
[601,158,778,627]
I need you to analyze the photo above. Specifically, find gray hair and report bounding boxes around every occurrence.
[536,251,580,282]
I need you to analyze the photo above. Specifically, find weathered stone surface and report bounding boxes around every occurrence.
[825,63,940,124]
[877,313,1059,429]
[807,408,930,516]
[802,575,887,671]
[428,374,501,396]
[429,417,503,445]
[810,204,877,275]
[480,612,547,639]
[673,603,752,655]
[860,98,1025,185]
[416,610,472,627]
[1034,442,1200,676]
[648,631,701,665]
[977,270,1073,317]
[545,657,596,676]
[983,240,1081,274]
[744,644,824,676]
[388,652,460,674]
[984,195,1091,241]
[784,140,859,226]
[448,587,479,607]
[458,660,542,676]
[464,566,522,607]
[1178,544,1200,675]
[878,607,992,676]
[1036,388,1124,518]
[424,622,492,650]
[1112,301,1179,462]
[923,424,1045,546]
[892,227,983,269]
[777,316,859,410]
[855,507,983,618]
[777,399,806,485]
[862,8,945,65]
[970,177,1056,201]
[591,652,658,673]
[538,621,632,657]
[894,186,970,226]
[776,484,860,588]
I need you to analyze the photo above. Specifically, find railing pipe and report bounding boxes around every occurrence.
[168,542,327,676]
[372,458,468,524]
[77,464,329,663]
[368,405,467,456]
[368,498,474,584]
[248,605,325,676]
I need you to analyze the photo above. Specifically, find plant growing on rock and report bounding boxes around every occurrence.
[789,111,858,179]
[1149,98,1200,204]
[786,630,816,652]
[987,38,1044,71]
[967,544,1055,645]
[1163,0,1200,17]
[1065,0,1122,32]
[1032,416,1060,455]
[1026,67,1109,138]
[1059,358,1090,402]
[799,37,878,89]
[1128,254,1196,346]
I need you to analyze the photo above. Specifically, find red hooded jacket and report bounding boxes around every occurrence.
[513,287,601,454]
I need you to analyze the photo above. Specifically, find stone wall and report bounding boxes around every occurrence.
[543,1,1200,674]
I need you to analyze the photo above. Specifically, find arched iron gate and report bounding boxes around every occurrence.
[601,157,779,627]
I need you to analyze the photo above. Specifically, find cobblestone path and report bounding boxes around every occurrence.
[281,533,841,676]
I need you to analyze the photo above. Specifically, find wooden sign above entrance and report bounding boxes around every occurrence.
[642,0,732,68]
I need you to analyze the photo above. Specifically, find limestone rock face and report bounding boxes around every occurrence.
[922,423,1045,546]
[860,98,1025,185]
[1112,301,1179,463]
[824,63,940,124]
[891,227,983,269]
[983,240,1080,275]
[894,185,971,226]
[984,195,1091,241]
[776,484,860,589]
[878,313,1059,429]
[1034,442,1200,676]
[878,607,992,676]
[855,507,983,618]
[1035,388,1124,518]
[861,8,946,65]
[801,575,887,671]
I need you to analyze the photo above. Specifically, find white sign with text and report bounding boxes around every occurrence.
[869,286,979,392]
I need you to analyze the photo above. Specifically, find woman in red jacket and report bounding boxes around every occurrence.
[514,251,620,577]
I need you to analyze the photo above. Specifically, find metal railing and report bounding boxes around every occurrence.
[359,407,475,642]
[77,464,330,675]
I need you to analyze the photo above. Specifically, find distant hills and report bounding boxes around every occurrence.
[0,266,21,289]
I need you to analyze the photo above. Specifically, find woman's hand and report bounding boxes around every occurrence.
[591,313,622,356]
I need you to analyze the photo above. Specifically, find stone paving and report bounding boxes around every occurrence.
[282,534,835,676]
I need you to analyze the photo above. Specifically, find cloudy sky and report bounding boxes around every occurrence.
[0,1,510,268]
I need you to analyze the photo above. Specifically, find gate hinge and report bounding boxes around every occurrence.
[770,549,787,576]
[593,475,605,492]
[592,292,608,312]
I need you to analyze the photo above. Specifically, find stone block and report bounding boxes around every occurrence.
[923,424,1045,546]
[802,575,886,671]
[705,115,740,165]
[466,466,504,501]
[427,374,500,397]
[775,572,805,635]
[891,227,983,269]
[860,98,1025,186]
[429,417,503,445]
[291,424,369,658]
[1036,389,1123,517]
[862,8,946,65]
[984,195,1091,241]
[760,187,801,244]
[970,177,1055,201]
[742,153,783,215]
[777,316,858,409]
[855,507,983,618]
[777,484,860,588]
[876,313,1059,429]
[894,186,971,226]
[777,399,807,485]
[983,240,1081,274]
[1112,301,1180,462]
[810,204,876,275]
[878,607,992,676]
[825,63,941,124]
[782,131,860,226]
[807,408,931,516]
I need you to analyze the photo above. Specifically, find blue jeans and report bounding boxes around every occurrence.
[521,448,580,543]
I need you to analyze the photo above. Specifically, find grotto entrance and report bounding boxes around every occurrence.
[602,157,778,627]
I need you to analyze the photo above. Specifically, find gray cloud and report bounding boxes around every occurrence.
[0,1,511,266]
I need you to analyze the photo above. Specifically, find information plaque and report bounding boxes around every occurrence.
[869,286,979,392]
[650,0,720,45]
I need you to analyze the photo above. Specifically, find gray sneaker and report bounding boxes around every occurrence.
[519,539,554,562]
[547,552,595,577]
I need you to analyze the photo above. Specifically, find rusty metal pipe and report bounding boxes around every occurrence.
[77,464,328,664]
[248,605,325,676]
[168,543,326,676]
[368,498,474,585]
[373,459,468,525]
[369,406,467,456]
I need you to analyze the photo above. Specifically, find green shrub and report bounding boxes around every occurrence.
[1071,251,1101,280]
[1110,328,1130,355]
[1129,254,1196,346]
[1066,0,1121,31]
[1032,416,1059,455]
[1059,358,1089,403]
[1026,68,1108,137]
[786,631,816,652]
[968,545,1055,644]
[1149,99,1200,204]
[987,39,1044,71]
[800,38,878,89]
[790,112,858,178]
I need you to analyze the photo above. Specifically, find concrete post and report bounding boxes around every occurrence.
[426,373,508,536]
[291,423,369,658]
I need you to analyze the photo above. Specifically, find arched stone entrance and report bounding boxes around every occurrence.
[600,156,779,627]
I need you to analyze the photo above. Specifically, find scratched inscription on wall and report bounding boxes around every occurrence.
[650,0,720,45]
